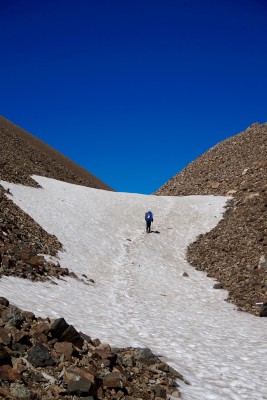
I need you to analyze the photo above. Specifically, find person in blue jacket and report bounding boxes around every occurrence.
[145,210,153,233]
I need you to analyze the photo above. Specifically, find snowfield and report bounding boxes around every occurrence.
[0,176,266,400]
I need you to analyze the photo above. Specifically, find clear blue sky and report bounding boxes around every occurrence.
[1,0,267,194]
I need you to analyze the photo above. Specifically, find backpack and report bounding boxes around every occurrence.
[145,211,153,222]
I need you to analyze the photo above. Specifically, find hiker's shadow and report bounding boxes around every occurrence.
[150,230,160,234]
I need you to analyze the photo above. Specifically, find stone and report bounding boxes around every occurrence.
[49,318,84,348]
[93,348,117,367]
[171,389,181,397]
[242,168,249,175]
[4,306,25,328]
[258,255,267,269]
[0,326,11,345]
[49,317,69,338]
[0,297,9,306]
[79,331,92,344]
[0,364,21,381]
[31,322,50,336]
[121,353,135,368]
[59,324,84,348]
[102,372,123,388]
[54,341,73,360]
[91,338,101,347]
[213,282,224,289]
[134,348,161,365]
[28,255,44,266]
[27,342,55,367]
[9,383,35,400]
[0,343,12,365]
[12,330,31,345]
[153,385,167,398]
[65,366,96,384]
[28,371,47,383]
[67,377,93,396]
[260,302,267,317]
[22,311,35,321]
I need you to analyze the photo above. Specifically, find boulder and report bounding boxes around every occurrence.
[54,341,73,360]
[0,365,21,381]
[102,372,123,388]
[49,317,84,348]
[27,342,55,367]
[67,377,93,396]
[260,302,267,317]
[9,383,35,400]
[213,282,224,289]
[0,297,9,307]
[0,343,12,365]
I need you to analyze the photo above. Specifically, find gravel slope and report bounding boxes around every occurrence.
[156,122,267,315]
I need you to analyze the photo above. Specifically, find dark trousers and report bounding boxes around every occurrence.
[146,220,152,232]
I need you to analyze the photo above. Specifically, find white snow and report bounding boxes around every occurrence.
[0,175,266,400]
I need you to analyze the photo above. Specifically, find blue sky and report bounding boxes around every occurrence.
[1,0,267,194]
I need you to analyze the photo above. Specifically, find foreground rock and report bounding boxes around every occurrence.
[156,122,267,316]
[0,298,185,399]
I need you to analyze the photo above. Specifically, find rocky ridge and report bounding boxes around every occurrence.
[0,115,112,283]
[156,122,267,315]
[0,116,112,191]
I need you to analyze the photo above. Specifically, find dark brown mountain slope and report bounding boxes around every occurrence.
[0,116,112,283]
[156,122,267,315]
[0,116,113,190]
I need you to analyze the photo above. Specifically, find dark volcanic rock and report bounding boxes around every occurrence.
[49,317,84,349]
[49,318,69,338]
[27,342,55,367]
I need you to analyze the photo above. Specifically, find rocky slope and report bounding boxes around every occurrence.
[0,116,112,191]
[0,297,184,399]
[0,116,112,283]
[0,117,185,398]
[156,122,267,316]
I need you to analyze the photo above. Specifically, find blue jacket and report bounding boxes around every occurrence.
[145,211,153,222]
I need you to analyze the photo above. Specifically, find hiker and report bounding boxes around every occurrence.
[145,210,153,233]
